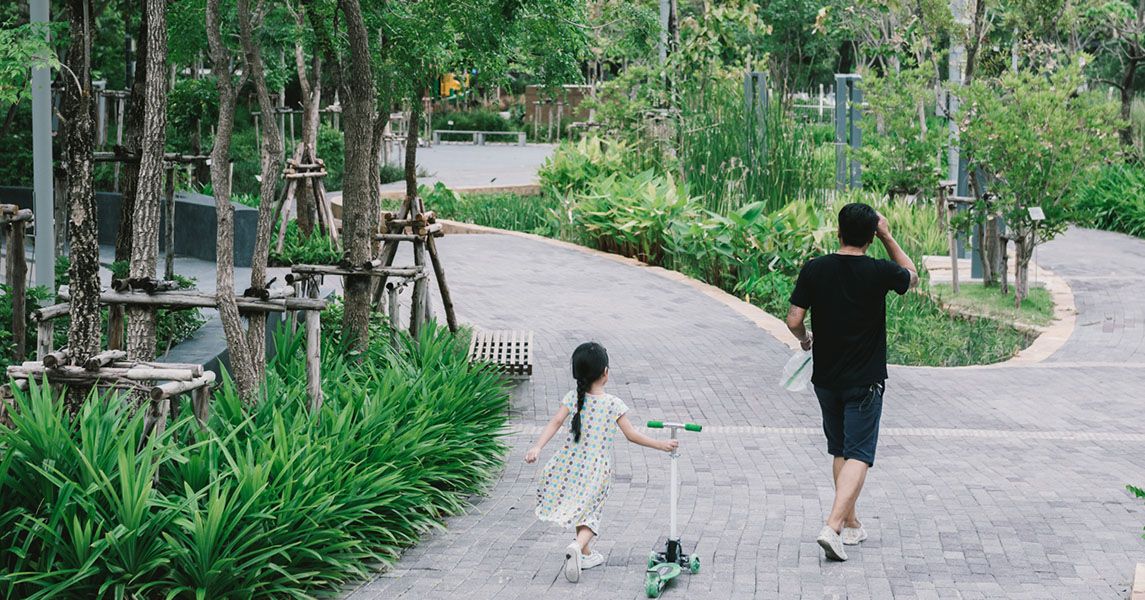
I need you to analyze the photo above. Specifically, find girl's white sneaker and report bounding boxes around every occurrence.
[580,551,604,570]
[564,541,582,583]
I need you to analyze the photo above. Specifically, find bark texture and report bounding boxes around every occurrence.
[338,0,378,349]
[238,0,284,383]
[292,2,322,237]
[63,0,101,364]
[207,0,260,400]
[126,0,170,361]
[116,0,148,264]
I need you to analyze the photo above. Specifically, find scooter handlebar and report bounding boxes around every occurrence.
[646,420,702,432]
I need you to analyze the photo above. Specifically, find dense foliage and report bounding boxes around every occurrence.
[1071,163,1145,239]
[0,322,509,598]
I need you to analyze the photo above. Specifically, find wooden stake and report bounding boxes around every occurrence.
[410,237,426,338]
[7,220,28,360]
[426,235,458,332]
[305,309,323,412]
[164,166,176,280]
[36,321,53,360]
[387,283,400,350]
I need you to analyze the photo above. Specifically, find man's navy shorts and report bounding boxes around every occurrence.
[813,382,884,467]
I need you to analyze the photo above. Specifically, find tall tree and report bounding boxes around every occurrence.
[206,0,260,400]
[237,0,284,380]
[125,0,170,361]
[337,0,377,349]
[62,0,100,365]
[288,0,322,237]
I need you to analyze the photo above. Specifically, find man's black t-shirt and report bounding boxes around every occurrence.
[789,254,911,389]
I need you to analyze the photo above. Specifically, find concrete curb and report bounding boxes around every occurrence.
[440,219,1079,368]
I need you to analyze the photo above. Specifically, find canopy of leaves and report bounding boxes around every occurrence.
[0,22,59,105]
[960,58,1121,239]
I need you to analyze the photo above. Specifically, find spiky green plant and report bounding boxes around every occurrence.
[0,319,510,598]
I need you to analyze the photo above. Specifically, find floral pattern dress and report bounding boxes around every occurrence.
[536,391,629,534]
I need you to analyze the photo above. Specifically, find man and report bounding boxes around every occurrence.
[785,202,919,561]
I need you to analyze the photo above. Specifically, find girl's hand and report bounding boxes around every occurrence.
[525,446,541,463]
[659,439,679,453]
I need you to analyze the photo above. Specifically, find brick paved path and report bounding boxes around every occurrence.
[344,228,1145,600]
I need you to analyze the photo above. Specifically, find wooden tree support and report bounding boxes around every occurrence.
[274,157,338,252]
[4,352,217,430]
[368,197,458,334]
[1,205,33,362]
[34,286,328,412]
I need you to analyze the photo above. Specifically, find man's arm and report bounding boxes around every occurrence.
[876,213,920,289]
[786,305,812,351]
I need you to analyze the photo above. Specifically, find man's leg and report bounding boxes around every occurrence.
[827,383,883,532]
[826,458,868,532]
[831,456,861,529]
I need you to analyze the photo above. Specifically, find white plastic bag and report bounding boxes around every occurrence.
[779,350,813,392]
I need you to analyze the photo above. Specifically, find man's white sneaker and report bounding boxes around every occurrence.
[816,525,849,561]
[580,551,604,570]
[842,525,867,546]
[563,541,582,582]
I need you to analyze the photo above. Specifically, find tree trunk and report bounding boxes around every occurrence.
[207,0,260,401]
[338,0,378,350]
[404,93,422,202]
[63,0,100,370]
[238,0,284,383]
[983,214,1000,287]
[126,0,169,362]
[1014,229,1035,306]
[116,0,148,264]
[1120,61,1139,146]
[293,16,321,238]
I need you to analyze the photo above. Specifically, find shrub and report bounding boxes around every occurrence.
[431,110,516,142]
[1071,163,1145,238]
[0,321,509,598]
[269,220,341,266]
[539,136,642,197]
[572,170,699,266]
[0,285,53,369]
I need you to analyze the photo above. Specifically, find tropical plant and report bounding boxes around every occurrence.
[539,136,641,197]
[572,170,699,266]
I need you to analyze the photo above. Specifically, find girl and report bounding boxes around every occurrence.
[525,342,678,583]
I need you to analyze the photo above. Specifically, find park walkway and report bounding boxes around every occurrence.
[343,227,1145,600]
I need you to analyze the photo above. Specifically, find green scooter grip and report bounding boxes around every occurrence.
[647,420,663,429]
[684,423,702,432]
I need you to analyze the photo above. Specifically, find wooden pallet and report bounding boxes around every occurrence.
[468,330,533,379]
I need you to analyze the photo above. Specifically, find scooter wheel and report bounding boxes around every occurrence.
[645,573,662,598]
[647,551,659,568]
[689,554,701,574]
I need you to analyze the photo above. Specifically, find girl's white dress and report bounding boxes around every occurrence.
[535,391,629,534]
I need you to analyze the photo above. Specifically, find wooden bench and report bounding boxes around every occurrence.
[432,130,527,146]
[468,330,533,379]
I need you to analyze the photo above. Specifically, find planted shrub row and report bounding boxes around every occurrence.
[0,320,510,599]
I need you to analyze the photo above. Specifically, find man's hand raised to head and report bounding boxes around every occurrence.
[875,212,891,240]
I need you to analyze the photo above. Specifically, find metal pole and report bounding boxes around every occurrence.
[659,0,669,64]
[834,74,848,191]
[669,427,678,541]
[31,0,55,290]
[849,80,862,189]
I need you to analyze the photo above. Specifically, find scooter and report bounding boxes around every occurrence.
[644,420,703,598]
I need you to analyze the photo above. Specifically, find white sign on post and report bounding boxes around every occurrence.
[1028,206,1046,221]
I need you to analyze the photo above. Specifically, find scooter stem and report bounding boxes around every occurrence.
[670,426,678,540]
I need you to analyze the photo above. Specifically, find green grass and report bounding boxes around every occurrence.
[420,183,561,237]
[931,282,1055,328]
[0,319,510,598]
[884,290,1034,366]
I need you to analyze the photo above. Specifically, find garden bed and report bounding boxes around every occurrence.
[0,317,509,598]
